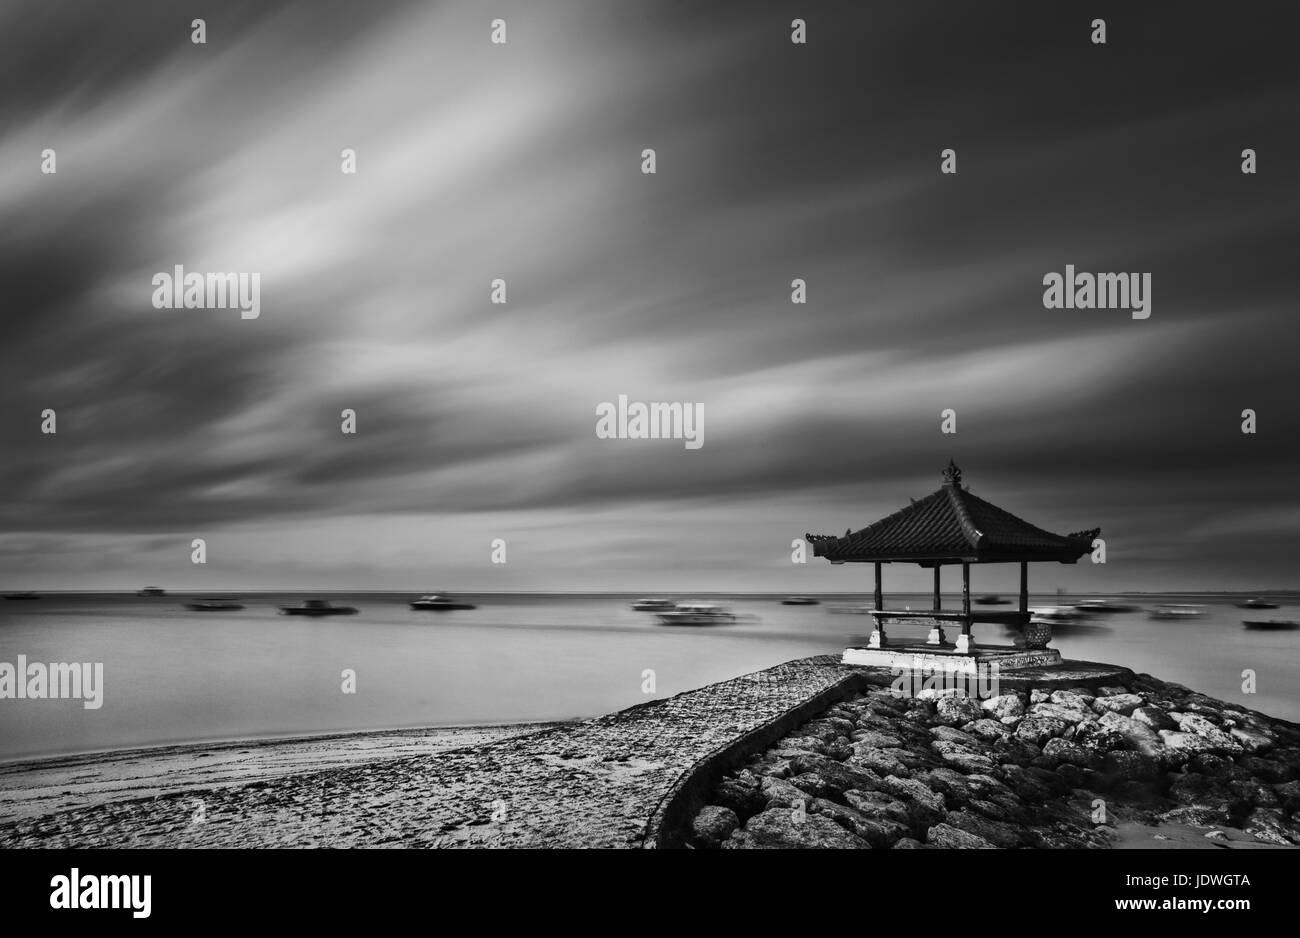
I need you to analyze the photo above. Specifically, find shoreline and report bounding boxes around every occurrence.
[1,656,1298,848]
[0,719,570,771]
[0,723,559,825]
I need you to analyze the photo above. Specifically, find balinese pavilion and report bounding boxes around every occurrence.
[805,462,1098,670]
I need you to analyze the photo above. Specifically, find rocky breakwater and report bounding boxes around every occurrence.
[689,674,1300,849]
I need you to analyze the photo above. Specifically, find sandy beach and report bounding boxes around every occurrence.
[0,724,552,826]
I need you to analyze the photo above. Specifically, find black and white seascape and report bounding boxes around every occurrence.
[1,0,1298,866]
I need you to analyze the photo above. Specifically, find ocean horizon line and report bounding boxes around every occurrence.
[5,588,1299,596]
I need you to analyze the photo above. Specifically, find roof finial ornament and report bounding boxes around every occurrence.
[942,460,962,485]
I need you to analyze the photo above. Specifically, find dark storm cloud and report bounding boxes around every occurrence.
[0,0,1296,588]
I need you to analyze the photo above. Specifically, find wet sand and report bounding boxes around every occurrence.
[0,724,552,825]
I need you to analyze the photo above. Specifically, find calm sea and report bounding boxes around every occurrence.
[1,592,1296,762]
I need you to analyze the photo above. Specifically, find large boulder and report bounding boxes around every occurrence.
[773,736,828,756]
[1166,773,1242,812]
[760,775,811,809]
[797,720,847,742]
[926,822,995,848]
[965,718,1009,742]
[1160,731,1231,757]
[858,696,908,721]
[1030,702,1092,724]
[1072,720,1131,754]
[849,747,912,778]
[1131,706,1177,732]
[931,743,998,775]
[1228,779,1281,808]
[943,809,1024,847]
[1050,689,1094,710]
[690,806,739,848]
[1169,713,1243,753]
[788,752,882,794]
[1227,723,1276,754]
[789,771,842,801]
[1272,779,1300,813]
[809,797,908,848]
[1242,808,1300,846]
[878,775,947,828]
[924,768,1015,807]
[1187,753,1249,780]
[1015,715,1071,746]
[1041,737,1103,770]
[824,737,854,761]
[991,736,1043,766]
[724,808,869,849]
[1102,750,1161,782]
[1091,694,1145,716]
[930,725,981,746]
[981,694,1025,720]
[1236,755,1291,783]
[996,764,1054,804]
[844,789,914,825]
[712,771,766,819]
[1097,711,1163,754]
[934,696,984,727]
[747,754,795,779]
[851,729,905,749]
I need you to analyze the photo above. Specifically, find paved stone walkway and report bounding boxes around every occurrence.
[0,656,857,848]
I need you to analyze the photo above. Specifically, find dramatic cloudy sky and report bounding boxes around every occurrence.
[1,0,1296,591]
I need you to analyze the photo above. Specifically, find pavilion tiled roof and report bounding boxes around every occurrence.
[805,461,1098,564]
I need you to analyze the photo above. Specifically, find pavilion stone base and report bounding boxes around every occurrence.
[842,644,1062,674]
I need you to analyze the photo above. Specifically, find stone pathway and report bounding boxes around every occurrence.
[0,656,858,848]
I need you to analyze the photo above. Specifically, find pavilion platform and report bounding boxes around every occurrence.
[841,643,1061,674]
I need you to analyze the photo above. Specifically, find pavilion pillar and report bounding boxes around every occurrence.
[869,562,886,648]
[961,563,971,618]
[927,565,946,646]
[955,561,974,653]
[1019,562,1029,614]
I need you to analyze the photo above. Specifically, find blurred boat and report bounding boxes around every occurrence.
[655,602,736,626]
[1243,619,1298,631]
[1030,605,1084,621]
[1238,598,1280,610]
[631,598,676,612]
[1149,604,1203,620]
[1076,599,1139,614]
[136,587,167,597]
[1025,609,1108,635]
[2,591,40,600]
[279,599,358,616]
[183,598,245,611]
[781,596,820,605]
[974,595,1010,606]
[410,593,476,611]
